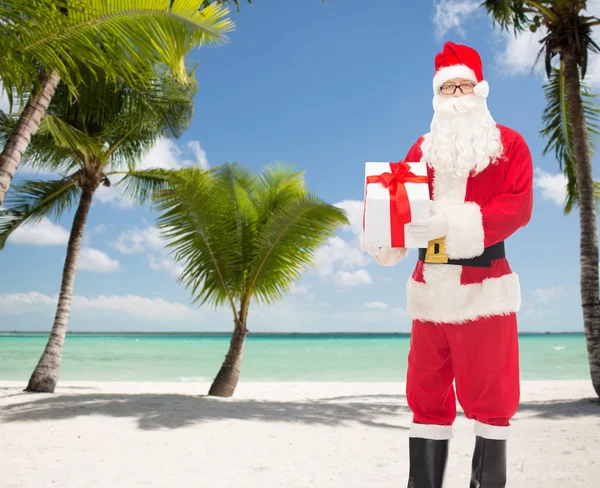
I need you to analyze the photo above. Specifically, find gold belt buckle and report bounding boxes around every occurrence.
[424,237,449,264]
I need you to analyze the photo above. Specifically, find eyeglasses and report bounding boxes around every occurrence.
[440,83,475,95]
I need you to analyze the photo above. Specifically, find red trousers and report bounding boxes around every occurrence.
[406,313,520,440]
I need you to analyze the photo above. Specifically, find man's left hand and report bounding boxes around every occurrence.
[406,202,448,241]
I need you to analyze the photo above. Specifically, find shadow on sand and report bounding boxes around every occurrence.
[0,391,411,431]
[516,397,600,420]
[1,389,597,432]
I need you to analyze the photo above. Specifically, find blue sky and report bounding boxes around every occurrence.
[1,0,599,333]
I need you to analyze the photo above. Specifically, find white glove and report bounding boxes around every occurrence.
[368,246,406,266]
[406,202,448,242]
[360,233,406,266]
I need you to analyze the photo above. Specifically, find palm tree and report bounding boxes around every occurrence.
[540,67,600,213]
[482,0,600,397]
[153,163,349,397]
[0,0,233,205]
[0,68,196,393]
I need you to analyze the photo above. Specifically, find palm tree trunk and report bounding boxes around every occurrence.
[0,70,60,205]
[563,53,600,398]
[208,315,248,397]
[25,187,94,393]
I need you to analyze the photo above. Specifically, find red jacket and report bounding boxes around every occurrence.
[402,124,533,324]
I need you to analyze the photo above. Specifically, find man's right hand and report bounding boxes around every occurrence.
[367,246,407,266]
[360,234,407,266]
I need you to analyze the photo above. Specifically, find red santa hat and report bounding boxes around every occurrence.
[433,41,489,98]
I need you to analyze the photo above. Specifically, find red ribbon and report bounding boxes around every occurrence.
[363,161,428,247]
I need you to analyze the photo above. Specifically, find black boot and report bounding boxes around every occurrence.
[407,438,449,488]
[469,436,507,488]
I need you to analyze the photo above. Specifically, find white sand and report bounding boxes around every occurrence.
[1,380,599,487]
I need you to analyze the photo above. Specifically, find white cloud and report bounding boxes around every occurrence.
[78,248,120,273]
[113,226,181,278]
[114,226,164,254]
[433,0,480,38]
[534,168,567,206]
[333,269,373,287]
[522,305,553,320]
[312,236,370,277]
[290,283,310,295]
[186,141,209,170]
[0,290,414,333]
[0,292,55,314]
[432,1,600,88]
[8,217,69,246]
[148,254,184,278]
[135,137,208,171]
[96,137,209,208]
[334,199,364,236]
[94,185,132,209]
[251,297,411,333]
[73,294,193,319]
[533,285,568,303]
[496,28,546,76]
[0,292,194,319]
[309,199,375,287]
[365,301,388,310]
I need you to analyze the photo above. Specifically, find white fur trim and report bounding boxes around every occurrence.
[433,64,477,93]
[440,202,485,259]
[406,266,521,324]
[474,420,510,440]
[473,80,489,98]
[409,422,453,440]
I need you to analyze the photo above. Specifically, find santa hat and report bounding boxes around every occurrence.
[433,41,489,98]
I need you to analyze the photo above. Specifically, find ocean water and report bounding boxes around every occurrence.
[0,333,589,382]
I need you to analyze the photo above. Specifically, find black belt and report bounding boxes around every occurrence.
[418,241,505,267]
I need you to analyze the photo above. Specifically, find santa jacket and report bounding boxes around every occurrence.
[402,124,533,324]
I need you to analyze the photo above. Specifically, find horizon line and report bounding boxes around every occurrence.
[0,331,585,336]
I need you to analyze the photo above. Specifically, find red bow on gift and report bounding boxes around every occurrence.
[364,161,428,247]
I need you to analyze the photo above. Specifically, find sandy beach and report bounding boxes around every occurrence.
[1,380,598,487]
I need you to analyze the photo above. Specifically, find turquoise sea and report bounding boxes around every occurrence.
[0,333,589,382]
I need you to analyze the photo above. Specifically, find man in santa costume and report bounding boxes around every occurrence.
[364,42,533,487]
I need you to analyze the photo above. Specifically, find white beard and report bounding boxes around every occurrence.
[420,94,503,178]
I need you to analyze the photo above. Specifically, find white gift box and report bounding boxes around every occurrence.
[363,162,430,249]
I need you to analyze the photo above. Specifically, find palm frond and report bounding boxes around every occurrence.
[246,193,348,304]
[14,61,197,175]
[38,115,103,158]
[481,0,532,34]
[0,177,80,249]
[111,168,175,206]
[213,163,258,296]
[57,62,198,140]
[541,66,600,214]
[0,110,77,174]
[250,162,308,219]
[202,0,252,13]
[153,162,348,312]
[153,166,241,312]
[0,1,234,101]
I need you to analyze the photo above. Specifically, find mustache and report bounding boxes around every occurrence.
[432,94,480,115]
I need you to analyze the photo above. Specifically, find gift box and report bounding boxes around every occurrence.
[363,161,430,249]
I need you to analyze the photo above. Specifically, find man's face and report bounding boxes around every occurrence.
[439,78,476,98]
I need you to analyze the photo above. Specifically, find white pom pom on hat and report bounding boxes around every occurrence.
[473,80,489,98]
[432,42,489,98]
